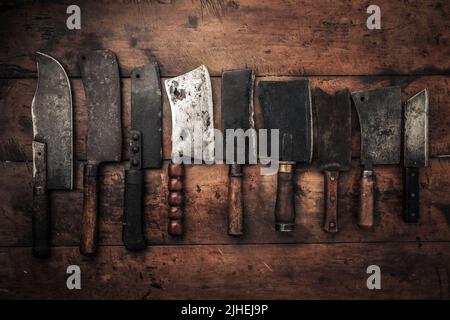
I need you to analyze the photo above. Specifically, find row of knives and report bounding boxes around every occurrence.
[31,50,428,258]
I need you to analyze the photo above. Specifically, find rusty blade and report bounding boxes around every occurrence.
[315,88,352,172]
[404,89,429,168]
[165,65,214,162]
[32,52,72,190]
[79,50,122,164]
[352,87,401,166]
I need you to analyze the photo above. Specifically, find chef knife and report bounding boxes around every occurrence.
[78,50,122,255]
[351,87,401,228]
[221,69,255,236]
[404,89,429,223]
[31,52,73,257]
[258,80,313,232]
[315,89,352,233]
[123,63,163,250]
[164,65,214,236]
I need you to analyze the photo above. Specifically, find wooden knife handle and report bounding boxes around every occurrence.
[32,141,50,258]
[358,169,375,228]
[404,167,420,223]
[168,162,185,236]
[80,163,99,256]
[123,169,147,250]
[227,164,244,236]
[275,161,296,232]
[323,170,339,233]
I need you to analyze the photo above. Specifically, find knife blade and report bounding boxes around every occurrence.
[78,50,122,255]
[258,80,313,232]
[123,63,162,250]
[315,88,352,233]
[31,52,73,257]
[221,69,255,236]
[404,89,429,223]
[351,86,401,228]
[164,65,214,236]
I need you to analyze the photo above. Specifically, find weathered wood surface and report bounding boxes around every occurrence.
[1,0,449,78]
[1,76,450,162]
[1,243,450,299]
[1,158,450,247]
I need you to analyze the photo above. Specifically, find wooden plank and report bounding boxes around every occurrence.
[1,243,449,299]
[1,158,450,246]
[1,75,449,162]
[1,1,449,78]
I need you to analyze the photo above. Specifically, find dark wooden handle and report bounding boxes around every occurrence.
[123,169,147,250]
[404,167,420,223]
[274,161,296,232]
[323,170,339,233]
[168,162,185,236]
[80,163,99,256]
[227,164,244,236]
[358,169,375,228]
[32,141,50,258]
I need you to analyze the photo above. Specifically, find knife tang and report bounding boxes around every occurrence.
[32,141,50,258]
[123,130,147,250]
[404,167,420,223]
[323,170,339,233]
[168,162,185,236]
[358,169,375,228]
[275,161,296,232]
[228,164,244,236]
[80,162,99,256]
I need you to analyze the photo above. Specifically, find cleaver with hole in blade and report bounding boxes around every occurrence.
[351,87,401,228]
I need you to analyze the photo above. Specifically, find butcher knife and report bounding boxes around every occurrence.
[404,89,429,223]
[164,65,214,236]
[221,69,255,236]
[351,87,401,228]
[258,80,313,232]
[315,89,352,233]
[123,63,163,250]
[31,52,73,257]
[78,50,122,255]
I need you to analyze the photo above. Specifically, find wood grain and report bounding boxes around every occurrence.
[1,1,449,77]
[1,243,449,299]
[1,76,450,162]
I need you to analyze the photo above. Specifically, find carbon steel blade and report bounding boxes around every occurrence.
[258,80,313,163]
[221,69,255,162]
[32,52,72,190]
[352,87,401,166]
[404,89,429,168]
[131,63,162,169]
[79,50,121,164]
[165,65,214,162]
[315,88,352,172]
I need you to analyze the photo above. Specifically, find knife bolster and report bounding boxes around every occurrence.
[358,169,375,228]
[275,161,296,232]
[168,162,185,236]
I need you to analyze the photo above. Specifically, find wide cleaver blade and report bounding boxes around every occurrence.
[258,80,313,232]
[32,52,73,190]
[315,88,351,233]
[403,89,429,223]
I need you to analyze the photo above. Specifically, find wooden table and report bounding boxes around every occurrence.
[1,0,450,299]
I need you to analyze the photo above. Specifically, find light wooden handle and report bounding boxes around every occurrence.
[323,170,339,233]
[80,163,99,255]
[168,162,185,236]
[227,164,244,236]
[358,169,374,228]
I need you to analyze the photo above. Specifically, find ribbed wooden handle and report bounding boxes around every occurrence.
[80,163,99,256]
[168,162,185,236]
[274,161,296,232]
[358,169,375,228]
[227,164,244,236]
[323,170,339,233]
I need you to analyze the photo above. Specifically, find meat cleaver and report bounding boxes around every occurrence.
[221,69,255,236]
[258,80,313,232]
[31,52,73,257]
[164,65,214,236]
[315,89,352,233]
[404,89,429,223]
[351,87,401,228]
[78,50,122,255]
[123,63,162,250]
